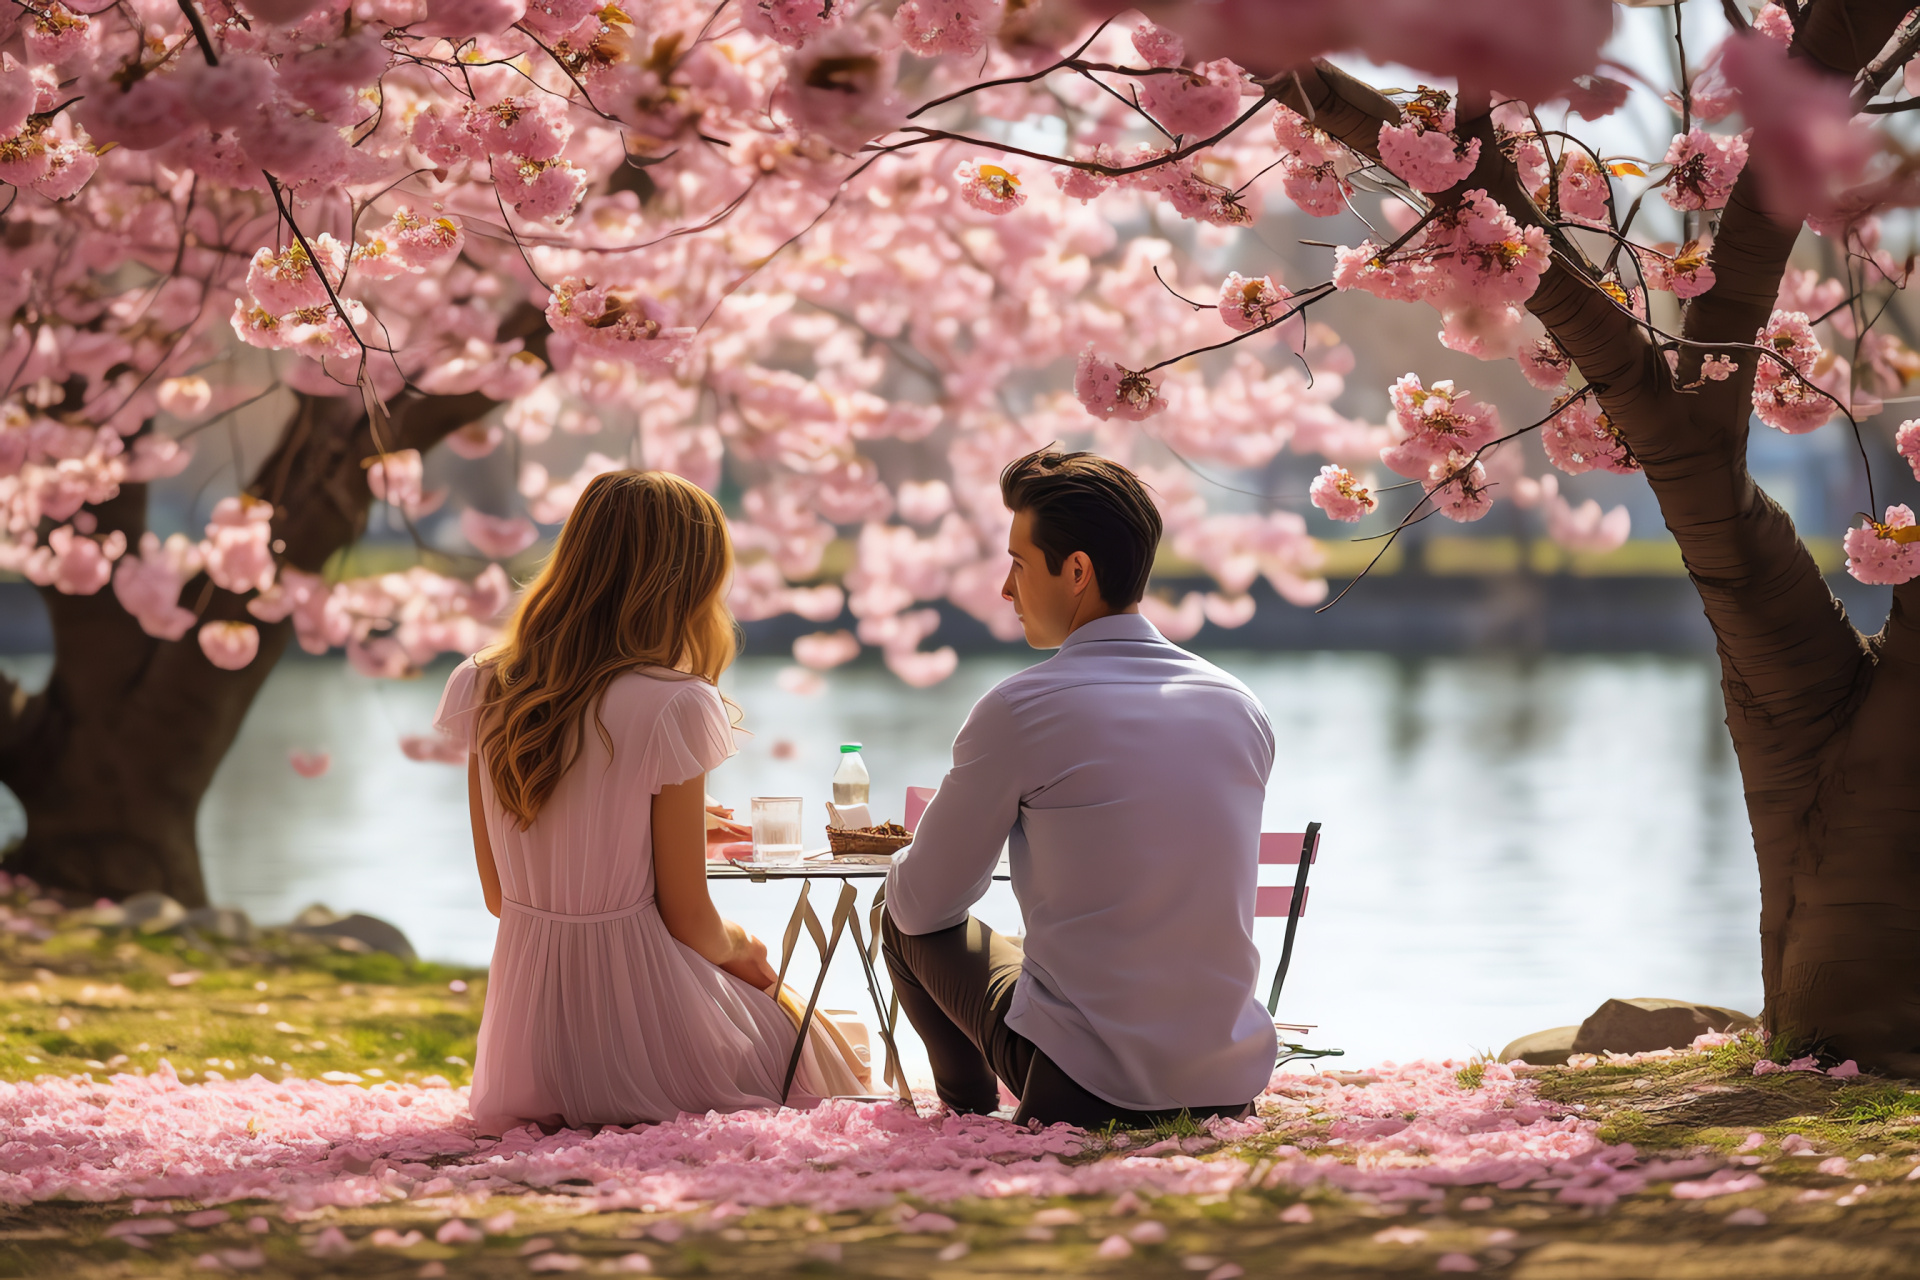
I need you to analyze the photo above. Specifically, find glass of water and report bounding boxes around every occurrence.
[750,796,805,864]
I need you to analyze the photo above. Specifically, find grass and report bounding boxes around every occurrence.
[1,909,485,1087]
[1824,1081,1920,1128]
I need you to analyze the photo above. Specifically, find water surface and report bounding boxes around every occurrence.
[0,651,1759,1077]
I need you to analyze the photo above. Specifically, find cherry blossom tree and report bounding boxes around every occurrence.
[4,0,1920,1069]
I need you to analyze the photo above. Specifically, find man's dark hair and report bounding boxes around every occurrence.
[999,448,1162,608]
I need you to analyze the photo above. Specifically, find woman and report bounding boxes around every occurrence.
[432,470,863,1135]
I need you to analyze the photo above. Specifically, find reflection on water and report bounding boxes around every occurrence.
[0,650,1759,1076]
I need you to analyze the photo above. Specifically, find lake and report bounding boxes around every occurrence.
[0,650,1760,1078]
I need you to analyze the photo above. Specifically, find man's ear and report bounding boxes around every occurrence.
[1066,550,1096,596]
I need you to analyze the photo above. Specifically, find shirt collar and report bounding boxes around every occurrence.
[1057,611,1162,652]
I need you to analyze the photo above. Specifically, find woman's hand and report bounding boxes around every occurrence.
[705,800,751,846]
[719,923,778,991]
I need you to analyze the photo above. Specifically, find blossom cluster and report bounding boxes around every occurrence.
[7,0,1920,679]
[1333,191,1551,359]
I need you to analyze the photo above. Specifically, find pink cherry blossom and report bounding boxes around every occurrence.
[740,0,836,48]
[1378,375,1501,478]
[897,480,953,526]
[23,524,123,594]
[245,237,346,316]
[157,377,214,420]
[1541,482,1631,553]
[461,510,538,560]
[1753,310,1833,434]
[112,533,203,640]
[1202,593,1255,629]
[957,162,1026,215]
[1701,355,1737,382]
[401,733,466,764]
[1549,151,1612,226]
[1074,350,1166,421]
[1139,591,1207,642]
[1279,156,1352,217]
[1425,453,1494,522]
[197,621,261,671]
[466,95,572,162]
[494,156,588,222]
[1721,31,1875,225]
[1053,152,1117,203]
[1541,396,1635,476]
[546,279,694,371]
[288,750,331,778]
[884,646,959,688]
[32,139,95,200]
[201,498,277,596]
[73,69,195,152]
[23,4,90,66]
[1139,59,1245,141]
[777,27,904,154]
[1845,506,1920,585]
[1377,91,1480,193]
[793,630,861,670]
[895,0,996,57]
[1661,128,1750,212]
[1270,107,1352,216]
[1217,273,1293,333]
[1897,420,1920,480]
[366,450,447,520]
[1308,465,1376,522]
[1641,239,1716,299]
[1519,334,1574,390]
[1131,22,1185,68]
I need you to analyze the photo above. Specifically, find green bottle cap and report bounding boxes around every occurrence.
[840,743,863,753]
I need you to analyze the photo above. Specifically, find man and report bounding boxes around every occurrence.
[882,448,1278,1128]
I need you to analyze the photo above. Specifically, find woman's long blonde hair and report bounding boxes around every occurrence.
[477,469,737,827]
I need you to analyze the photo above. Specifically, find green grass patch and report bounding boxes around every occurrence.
[1826,1081,1920,1127]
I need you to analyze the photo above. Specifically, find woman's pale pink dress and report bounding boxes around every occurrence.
[434,659,861,1135]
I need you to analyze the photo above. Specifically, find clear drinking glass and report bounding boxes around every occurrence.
[750,796,805,864]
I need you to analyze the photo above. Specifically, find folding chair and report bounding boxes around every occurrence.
[1257,822,1344,1067]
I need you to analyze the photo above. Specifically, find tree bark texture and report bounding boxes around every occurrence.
[0,310,538,906]
[1295,0,1920,1071]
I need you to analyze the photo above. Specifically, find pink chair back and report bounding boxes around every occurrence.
[1256,885,1309,917]
[1254,830,1321,919]
[1258,831,1320,866]
[904,786,937,833]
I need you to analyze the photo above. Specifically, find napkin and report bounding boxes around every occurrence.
[826,802,873,830]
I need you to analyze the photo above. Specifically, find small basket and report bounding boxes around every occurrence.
[826,826,913,856]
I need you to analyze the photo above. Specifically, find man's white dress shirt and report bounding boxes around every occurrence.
[885,613,1278,1111]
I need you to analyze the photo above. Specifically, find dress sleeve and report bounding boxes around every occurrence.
[432,658,485,754]
[643,681,738,793]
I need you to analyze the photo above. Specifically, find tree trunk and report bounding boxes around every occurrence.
[1295,0,1920,1073]
[0,325,528,904]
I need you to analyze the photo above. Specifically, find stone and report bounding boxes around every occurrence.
[120,891,186,935]
[290,913,416,963]
[76,901,128,928]
[1499,1025,1581,1066]
[1572,998,1755,1056]
[182,906,253,943]
[291,903,341,928]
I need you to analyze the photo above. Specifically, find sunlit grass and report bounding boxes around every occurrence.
[2,915,484,1087]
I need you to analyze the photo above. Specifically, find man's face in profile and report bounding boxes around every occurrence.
[1001,508,1089,649]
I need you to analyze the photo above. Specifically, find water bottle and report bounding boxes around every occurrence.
[832,743,870,806]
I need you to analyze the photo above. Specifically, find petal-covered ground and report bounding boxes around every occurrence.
[5,884,1920,1276]
[0,1057,1652,1212]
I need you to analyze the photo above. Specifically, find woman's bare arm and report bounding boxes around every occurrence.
[653,774,777,989]
[468,754,503,918]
